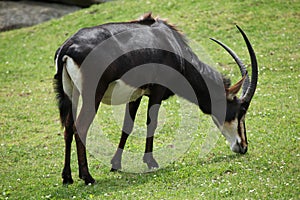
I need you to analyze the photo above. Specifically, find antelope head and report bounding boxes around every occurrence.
[211,26,258,154]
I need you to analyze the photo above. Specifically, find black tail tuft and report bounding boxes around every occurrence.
[53,77,72,127]
[53,45,72,127]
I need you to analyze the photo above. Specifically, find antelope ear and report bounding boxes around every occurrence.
[226,74,247,100]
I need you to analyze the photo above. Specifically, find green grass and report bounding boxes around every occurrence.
[0,0,299,199]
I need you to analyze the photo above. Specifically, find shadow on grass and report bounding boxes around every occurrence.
[48,160,191,198]
[49,170,166,198]
[48,153,248,198]
[203,153,246,164]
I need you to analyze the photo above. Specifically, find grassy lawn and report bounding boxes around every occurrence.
[0,0,299,199]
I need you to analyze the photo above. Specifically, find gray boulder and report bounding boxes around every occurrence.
[43,0,105,7]
[0,1,81,31]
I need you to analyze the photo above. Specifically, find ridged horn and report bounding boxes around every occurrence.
[236,25,258,103]
[210,37,249,96]
[210,25,258,103]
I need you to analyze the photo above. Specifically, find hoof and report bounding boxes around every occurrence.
[146,160,159,169]
[62,169,73,185]
[79,173,95,185]
[111,155,122,172]
[62,177,74,185]
[110,162,121,172]
[83,176,95,185]
[85,178,95,185]
[143,154,159,169]
[110,167,120,172]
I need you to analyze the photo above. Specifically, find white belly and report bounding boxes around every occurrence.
[102,80,149,105]
[61,55,148,105]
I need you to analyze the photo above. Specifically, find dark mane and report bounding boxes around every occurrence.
[133,12,182,34]
[222,76,231,89]
[131,12,156,25]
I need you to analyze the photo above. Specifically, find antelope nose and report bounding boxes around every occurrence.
[240,145,248,154]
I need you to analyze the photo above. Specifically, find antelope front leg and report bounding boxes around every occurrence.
[143,86,165,169]
[111,97,142,171]
[143,135,159,169]
[143,106,159,169]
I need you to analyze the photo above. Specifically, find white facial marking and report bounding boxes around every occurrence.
[102,80,149,105]
[221,118,242,151]
[62,56,82,99]
[240,119,245,142]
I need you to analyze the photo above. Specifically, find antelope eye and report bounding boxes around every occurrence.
[238,108,246,119]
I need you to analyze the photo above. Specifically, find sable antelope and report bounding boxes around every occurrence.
[54,13,258,185]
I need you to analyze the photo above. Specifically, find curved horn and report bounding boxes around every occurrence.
[210,37,250,96]
[236,25,258,103]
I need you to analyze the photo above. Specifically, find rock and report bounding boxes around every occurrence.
[45,0,105,7]
[0,1,81,32]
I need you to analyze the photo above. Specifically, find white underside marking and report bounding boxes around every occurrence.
[102,80,149,105]
[62,66,73,99]
[55,55,59,75]
[61,55,147,105]
[62,56,82,99]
